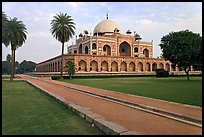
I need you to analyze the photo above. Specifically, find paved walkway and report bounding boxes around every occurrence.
[17,75,202,135]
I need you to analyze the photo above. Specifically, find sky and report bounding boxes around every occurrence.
[2,2,202,63]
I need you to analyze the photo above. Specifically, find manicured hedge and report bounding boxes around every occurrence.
[155,69,169,77]
[51,76,61,80]
[51,73,201,80]
[62,75,156,79]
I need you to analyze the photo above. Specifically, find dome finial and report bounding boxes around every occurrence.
[106,12,108,19]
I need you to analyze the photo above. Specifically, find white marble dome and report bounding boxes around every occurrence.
[93,18,121,34]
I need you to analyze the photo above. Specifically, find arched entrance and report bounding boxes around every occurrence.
[159,63,164,69]
[121,62,127,71]
[145,62,151,71]
[138,62,143,71]
[78,60,87,71]
[92,43,97,50]
[143,49,149,58]
[134,47,138,53]
[90,60,98,71]
[129,62,135,71]
[79,44,82,54]
[85,46,89,54]
[103,44,111,55]
[111,61,118,72]
[152,63,157,71]
[101,61,108,71]
[166,63,170,72]
[119,41,131,56]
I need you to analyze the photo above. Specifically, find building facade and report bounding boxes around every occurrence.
[36,16,198,75]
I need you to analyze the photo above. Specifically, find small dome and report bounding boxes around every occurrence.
[135,33,141,38]
[126,29,132,34]
[135,33,142,40]
[93,19,121,34]
[79,33,83,37]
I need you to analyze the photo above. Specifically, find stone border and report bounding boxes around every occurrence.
[25,80,141,135]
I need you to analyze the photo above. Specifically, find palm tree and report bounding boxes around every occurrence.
[6,54,12,74]
[2,12,8,24]
[2,17,27,81]
[2,11,8,42]
[50,13,75,78]
[66,61,75,79]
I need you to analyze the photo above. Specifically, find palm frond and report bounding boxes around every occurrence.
[50,13,75,43]
[2,17,27,48]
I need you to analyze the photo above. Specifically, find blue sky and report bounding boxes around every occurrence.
[2,2,202,63]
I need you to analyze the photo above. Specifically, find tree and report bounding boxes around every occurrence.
[15,61,20,74]
[6,54,12,63]
[2,17,27,81]
[50,13,75,79]
[18,60,36,73]
[159,30,202,80]
[66,61,75,79]
[2,12,8,44]
[2,12,7,22]
[2,61,9,74]
[6,54,12,74]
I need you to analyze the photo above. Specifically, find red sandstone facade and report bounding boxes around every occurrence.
[36,17,197,74]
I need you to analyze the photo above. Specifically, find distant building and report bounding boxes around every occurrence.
[36,16,198,75]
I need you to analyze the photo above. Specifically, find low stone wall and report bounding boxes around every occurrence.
[25,71,201,77]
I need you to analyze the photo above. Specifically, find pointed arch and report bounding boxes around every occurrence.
[78,60,87,71]
[92,43,97,50]
[121,61,127,71]
[137,62,143,71]
[143,49,149,57]
[145,62,151,71]
[129,62,135,71]
[111,61,118,72]
[166,63,170,72]
[103,44,111,55]
[159,63,164,69]
[152,63,157,71]
[101,61,108,71]
[85,46,88,54]
[119,41,131,56]
[79,44,82,54]
[134,47,138,53]
[90,60,98,71]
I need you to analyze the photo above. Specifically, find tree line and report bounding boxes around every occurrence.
[2,54,36,75]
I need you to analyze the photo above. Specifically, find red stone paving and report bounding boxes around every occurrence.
[16,75,202,135]
[42,78,202,120]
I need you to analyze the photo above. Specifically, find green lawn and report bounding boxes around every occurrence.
[2,75,20,79]
[2,81,104,135]
[59,76,202,107]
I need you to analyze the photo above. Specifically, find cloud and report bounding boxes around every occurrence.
[136,19,157,26]
[67,2,79,9]
[66,2,86,9]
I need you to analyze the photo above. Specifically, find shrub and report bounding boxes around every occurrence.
[155,69,169,77]
[63,76,70,79]
[51,76,61,80]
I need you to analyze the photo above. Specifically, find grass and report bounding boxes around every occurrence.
[2,80,104,135]
[2,75,20,79]
[59,76,202,107]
